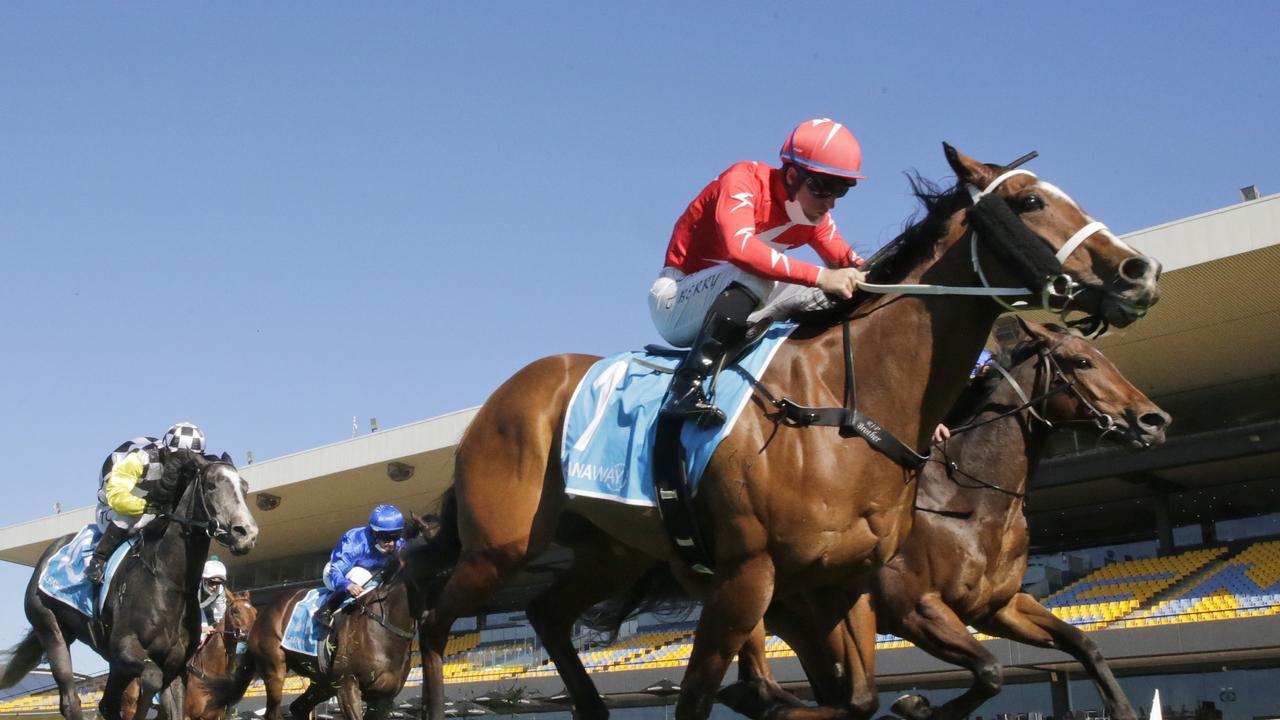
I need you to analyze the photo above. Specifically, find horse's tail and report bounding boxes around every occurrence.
[0,630,45,689]
[580,563,694,644]
[404,488,462,607]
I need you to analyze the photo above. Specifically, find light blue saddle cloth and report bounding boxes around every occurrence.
[282,585,377,656]
[560,322,796,506]
[282,589,328,655]
[37,524,136,617]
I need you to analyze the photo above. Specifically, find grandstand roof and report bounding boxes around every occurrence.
[1,193,1278,580]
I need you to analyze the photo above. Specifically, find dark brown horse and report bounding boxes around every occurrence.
[226,513,434,720]
[724,319,1169,720]
[408,145,1162,720]
[121,591,257,720]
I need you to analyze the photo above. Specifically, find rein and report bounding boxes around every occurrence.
[856,160,1132,335]
[921,342,1123,507]
[351,577,415,641]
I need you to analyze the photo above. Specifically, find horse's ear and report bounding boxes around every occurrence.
[943,142,997,189]
[240,590,251,602]
[220,451,232,463]
[1016,316,1057,345]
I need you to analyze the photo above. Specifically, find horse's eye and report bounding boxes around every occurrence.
[1072,356,1093,369]
[1019,194,1045,212]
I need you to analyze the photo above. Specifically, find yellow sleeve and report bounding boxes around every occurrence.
[104,452,148,516]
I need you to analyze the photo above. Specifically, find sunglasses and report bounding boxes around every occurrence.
[799,169,856,199]
[374,532,399,544]
[206,580,224,587]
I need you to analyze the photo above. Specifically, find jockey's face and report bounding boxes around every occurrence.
[788,167,850,222]
[203,578,224,594]
[373,531,398,553]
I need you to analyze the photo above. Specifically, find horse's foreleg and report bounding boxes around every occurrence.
[127,660,165,720]
[526,542,654,720]
[675,554,775,720]
[976,593,1136,720]
[333,677,363,720]
[756,588,878,720]
[162,673,186,720]
[289,678,336,720]
[888,596,1000,720]
[716,621,805,720]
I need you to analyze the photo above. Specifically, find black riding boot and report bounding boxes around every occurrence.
[662,283,758,426]
[86,524,130,585]
[315,590,349,628]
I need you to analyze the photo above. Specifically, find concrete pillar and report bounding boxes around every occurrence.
[1050,670,1072,720]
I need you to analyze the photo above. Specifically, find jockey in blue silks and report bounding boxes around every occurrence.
[315,504,405,627]
[932,349,995,444]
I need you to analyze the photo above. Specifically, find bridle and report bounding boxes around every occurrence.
[928,341,1124,502]
[167,461,238,546]
[855,155,1141,335]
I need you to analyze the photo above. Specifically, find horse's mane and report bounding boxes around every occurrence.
[793,171,970,328]
[941,338,1043,428]
[148,449,205,510]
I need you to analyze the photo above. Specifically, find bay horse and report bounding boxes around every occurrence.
[723,319,1169,720]
[407,144,1162,720]
[121,591,257,720]
[0,451,258,720]
[227,513,434,720]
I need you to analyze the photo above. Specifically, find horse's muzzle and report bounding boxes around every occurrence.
[220,523,259,556]
[1103,255,1162,328]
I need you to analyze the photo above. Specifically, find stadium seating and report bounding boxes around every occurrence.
[1040,547,1226,629]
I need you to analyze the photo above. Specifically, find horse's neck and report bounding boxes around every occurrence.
[918,374,1049,515]
[833,236,1004,445]
[148,486,212,596]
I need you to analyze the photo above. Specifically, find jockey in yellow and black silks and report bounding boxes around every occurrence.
[86,422,207,585]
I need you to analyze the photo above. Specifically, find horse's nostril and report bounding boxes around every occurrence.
[1139,411,1169,431]
[232,525,250,538]
[1120,257,1153,284]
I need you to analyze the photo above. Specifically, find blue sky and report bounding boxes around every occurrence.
[1,3,1277,673]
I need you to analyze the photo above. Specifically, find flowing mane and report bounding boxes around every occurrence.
[793,171,972,328]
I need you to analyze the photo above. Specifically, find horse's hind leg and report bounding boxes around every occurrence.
[525,535,655,720]
[421,419,566,719]
[23,595,84,720]
[976,593,1136,720]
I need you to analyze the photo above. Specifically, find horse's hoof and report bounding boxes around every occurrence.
[719,679,803,720]
[891,694,932,720]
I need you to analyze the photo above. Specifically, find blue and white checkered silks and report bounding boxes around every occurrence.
[561,322,796,506]
[37,524,137,617]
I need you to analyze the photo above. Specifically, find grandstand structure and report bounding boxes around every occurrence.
[1,193,1278,718]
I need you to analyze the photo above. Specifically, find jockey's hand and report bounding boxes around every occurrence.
[347,583,366,598]
[817,267,865,300]
[932,424,951,444]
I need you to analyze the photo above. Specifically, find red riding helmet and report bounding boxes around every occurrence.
[779,119,865,180]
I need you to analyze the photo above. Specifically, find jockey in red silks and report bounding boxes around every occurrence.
[651,119,868,424]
